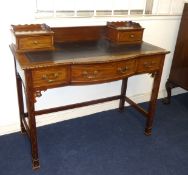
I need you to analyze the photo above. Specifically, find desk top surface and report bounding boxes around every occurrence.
[12,40,169,70]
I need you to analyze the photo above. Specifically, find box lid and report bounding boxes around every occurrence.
[107,21,144,31]
[11,23,54,36]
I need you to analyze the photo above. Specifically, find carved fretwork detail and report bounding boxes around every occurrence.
[34,89,47,103]
[150,72,158,78]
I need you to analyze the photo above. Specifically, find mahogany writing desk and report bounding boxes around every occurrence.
[10,26,169,169]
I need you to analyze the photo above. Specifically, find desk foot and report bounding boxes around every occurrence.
[162,79,178,105]
[20,129,26,134]
[32,159,40,170]
[144,128,152,136]
[20,125,26,134]
[118,107,125,112]
[162,97,170,105]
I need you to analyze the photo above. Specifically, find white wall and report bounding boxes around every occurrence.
[0,1,185,135]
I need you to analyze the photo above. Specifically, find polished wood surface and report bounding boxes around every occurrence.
[52,26,105,43]
[11,25,169,170]
[164,3,188,103]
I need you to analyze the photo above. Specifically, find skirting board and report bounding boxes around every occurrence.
[0,88,186,136]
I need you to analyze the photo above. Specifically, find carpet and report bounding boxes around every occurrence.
[0,93,188,175]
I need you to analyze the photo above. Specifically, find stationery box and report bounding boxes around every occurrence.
[11,24,54,52]
[106,21,144,44]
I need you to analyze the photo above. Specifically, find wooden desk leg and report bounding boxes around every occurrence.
[162,79,177,104]
[16,73,26,134]
[145,71,162,136]
[119,78,128,111]
[25,71,40,169]
[13,56,26,134]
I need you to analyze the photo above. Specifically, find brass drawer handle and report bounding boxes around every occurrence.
[82,70,98,79]
[130,34,135,38]
[143,61,156,68]
[117,66,129,74]
[42,73,59,83]
[33,41,38,44]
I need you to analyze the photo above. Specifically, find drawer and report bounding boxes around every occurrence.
[137,55,162,73]
[32,66,69,88]
[71,60,136,84]
[118,31,143,43]
[18,35,53,50]
[116,60,136,76]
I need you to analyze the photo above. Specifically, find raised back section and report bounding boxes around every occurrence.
[52,26,106,43]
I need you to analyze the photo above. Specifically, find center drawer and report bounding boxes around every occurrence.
[71,60,136,84]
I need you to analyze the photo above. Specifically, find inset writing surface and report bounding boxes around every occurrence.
[25,40,166,64]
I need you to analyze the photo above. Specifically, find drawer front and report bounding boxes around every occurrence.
[137,55,162,73]
[118,31,143,42]
[71,60,136,84]
[18,36,53,50]
[116,60,136,77]
[32,66,69,88]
